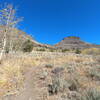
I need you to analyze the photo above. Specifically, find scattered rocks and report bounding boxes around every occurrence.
[52,67,64,75]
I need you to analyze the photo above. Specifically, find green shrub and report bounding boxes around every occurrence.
[75,49,81,54]
[49,49,54,52]
[37,48,46,51]
[45,64,53,68]
[22,40,33,52]
[88,68,100,81]
[48,76,67,95]
[48,67,67,95]
[81,88,100,100]
[68,80,78,91]
[62,49,69,53]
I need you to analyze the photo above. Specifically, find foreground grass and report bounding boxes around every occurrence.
[0,54,39,97]
[0,52,99,100]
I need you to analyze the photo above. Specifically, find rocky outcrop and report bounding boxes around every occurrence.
[54,36,100,49]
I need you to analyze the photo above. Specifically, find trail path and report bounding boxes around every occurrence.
[3,66,48,100]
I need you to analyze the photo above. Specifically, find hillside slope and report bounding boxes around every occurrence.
[0,27,99,51]
[54,36,100,49]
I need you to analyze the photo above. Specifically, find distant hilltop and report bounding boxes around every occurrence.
[63,36,80,40]
[54,36,100,50]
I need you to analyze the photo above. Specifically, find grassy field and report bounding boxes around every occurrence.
[0,51,100,100]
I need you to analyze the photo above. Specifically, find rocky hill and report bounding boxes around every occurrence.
[0,26,100,51]
[0,26,51,51]
[54,36,100,50]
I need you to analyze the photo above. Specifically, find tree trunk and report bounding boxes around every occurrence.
[0,33,7,63]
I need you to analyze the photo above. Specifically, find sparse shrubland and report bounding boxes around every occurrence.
[0,51,99,100]
[0,54,38,97]
[62,49,69,52]
[36,48,46,51]
[0,3,100,100]
[82,48,100,55]
[80,88,100,100]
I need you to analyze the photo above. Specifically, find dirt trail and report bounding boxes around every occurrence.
[3,66,48,100]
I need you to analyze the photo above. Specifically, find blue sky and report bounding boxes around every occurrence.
[0,0,100,45]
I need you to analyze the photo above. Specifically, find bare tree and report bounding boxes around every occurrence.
[0,4,22,62]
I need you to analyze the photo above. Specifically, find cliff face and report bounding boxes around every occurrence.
[54,36,100,49]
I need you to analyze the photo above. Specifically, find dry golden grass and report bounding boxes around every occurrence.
[0,62,23,96]
[82,48,100,55]
[52,54,94,65]
[0,52,99,99]
[0,55,43,97]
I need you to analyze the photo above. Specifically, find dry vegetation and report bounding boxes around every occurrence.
[81,48,100,55]
[0,51,99,100]
[0,3,100,100]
